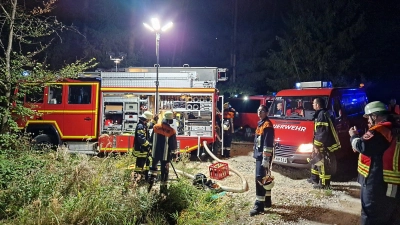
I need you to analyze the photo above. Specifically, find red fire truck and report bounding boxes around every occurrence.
[268,81,368,175]
[227,95,274,141]
[17,66,228,156]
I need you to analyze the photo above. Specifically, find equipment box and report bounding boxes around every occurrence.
[124,122,137,131]
[124,114,138,121]
[125,103,138,111]
[209,162,229,180]
[104,124,122,131]
[105,105,123,114]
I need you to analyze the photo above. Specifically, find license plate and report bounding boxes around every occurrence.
[274,156,288,163]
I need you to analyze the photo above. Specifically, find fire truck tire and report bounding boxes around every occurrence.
[31,134,53,151]
[328,152,338,176]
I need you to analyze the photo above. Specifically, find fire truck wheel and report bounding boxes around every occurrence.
[32,134,53,151]
[329,152,338,176]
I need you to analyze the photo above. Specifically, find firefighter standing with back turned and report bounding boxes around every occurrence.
[308,97,341,189]
[147,111,177,195]
[221,102,235,158]
[133,111,155,181]
[349,101,400,225]
[250,104,275,216]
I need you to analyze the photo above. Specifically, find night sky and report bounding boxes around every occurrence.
[47,0,400,101]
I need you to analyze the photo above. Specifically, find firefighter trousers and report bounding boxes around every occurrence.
[134,150,152,179]
[222,132,232,157]
[255,159,272,202]
[149,159,170,182]
[360,182,400,225]
[310,151,332,187]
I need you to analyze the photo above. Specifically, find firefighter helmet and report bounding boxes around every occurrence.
[193,173,207,185]
[258,175,275,190]
[363,101,388,118]
[223,102,230,109]
[139,111,153,120]
[163,111,174,120]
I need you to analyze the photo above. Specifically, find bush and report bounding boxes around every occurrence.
[0,150,232,225]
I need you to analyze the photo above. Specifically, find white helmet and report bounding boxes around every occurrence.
[163,111,174,120]
[258,175,275,190]
[140,111,153,120]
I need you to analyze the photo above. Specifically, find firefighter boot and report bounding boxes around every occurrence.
[249,200,265,216]
[264,196,272,208]
[313,179,331,189]
[225,148,231,158]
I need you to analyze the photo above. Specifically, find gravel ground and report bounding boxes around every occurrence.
[174,142,362,225]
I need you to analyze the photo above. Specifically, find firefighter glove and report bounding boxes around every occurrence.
[261,157,270,168]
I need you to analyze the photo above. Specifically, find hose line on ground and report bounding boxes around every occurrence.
[174,141,249,193]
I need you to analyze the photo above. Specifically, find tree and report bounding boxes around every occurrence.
[266,0,365,90]
[0,0,96,135]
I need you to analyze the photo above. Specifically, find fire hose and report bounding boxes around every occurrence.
[174,141,249,193]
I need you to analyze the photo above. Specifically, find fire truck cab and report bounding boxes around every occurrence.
[227,95,274,141]
[18,65,228,156]
[268,81,368,175]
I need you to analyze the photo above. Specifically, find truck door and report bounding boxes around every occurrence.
[42,84,64,132]
[63,83,99,139]
[331,96,347,134]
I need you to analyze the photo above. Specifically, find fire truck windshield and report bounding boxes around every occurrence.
[268,96,329,120]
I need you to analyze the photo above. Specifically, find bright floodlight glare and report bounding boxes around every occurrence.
[143,23,155,32]
[151,18,160,31]
[161,22,173,32]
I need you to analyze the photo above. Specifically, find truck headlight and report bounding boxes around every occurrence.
[297,143,313,153]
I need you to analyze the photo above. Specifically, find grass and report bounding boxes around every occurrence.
[0,145,234,225]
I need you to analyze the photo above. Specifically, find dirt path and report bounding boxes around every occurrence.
[177,142,362,225]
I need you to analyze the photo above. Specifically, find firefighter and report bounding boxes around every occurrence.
[388,98,400,114]
[148,111,178,194]
[221,102,236,158]
[307,97,340,189]
[349,101,400,225]
[250,104,275,216]
[133,111,154,180]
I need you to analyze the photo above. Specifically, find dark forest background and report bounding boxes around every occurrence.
[19,0,400,102]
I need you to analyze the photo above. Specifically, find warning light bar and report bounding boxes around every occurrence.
[295,81,333,89]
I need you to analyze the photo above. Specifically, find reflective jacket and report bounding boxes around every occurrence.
[151,120,177,161]
[221,109,235,133]
[351,121,400,185]
[313,108,341,152]
[133,119,151,157]
[253,117,274,159]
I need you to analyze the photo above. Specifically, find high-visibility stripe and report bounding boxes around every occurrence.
[311,169,319,175]
[394,138,400,172]
[315,122,329,126]
[314,140,323,146]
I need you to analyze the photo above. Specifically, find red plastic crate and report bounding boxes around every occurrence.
[209,162,229,180]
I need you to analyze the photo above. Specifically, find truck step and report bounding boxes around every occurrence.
[64,142,98,155]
